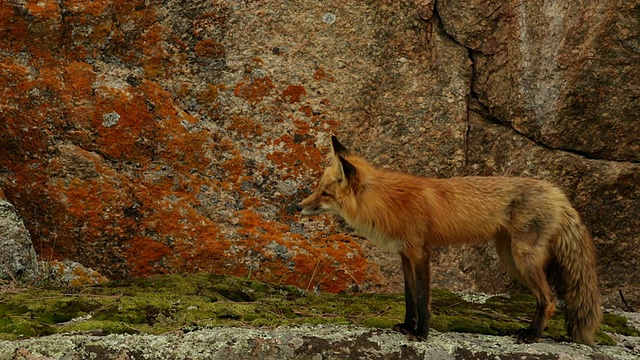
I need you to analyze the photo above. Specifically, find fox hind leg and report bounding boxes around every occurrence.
[495,228,527,285]
[499,230,555,343]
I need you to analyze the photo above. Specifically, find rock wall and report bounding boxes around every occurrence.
[435,0,640,307]
[0,189,38,282]
[0,0,637,307]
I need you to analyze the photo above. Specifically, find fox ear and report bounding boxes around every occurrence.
[331,135,350,157]
[337,155,357,183]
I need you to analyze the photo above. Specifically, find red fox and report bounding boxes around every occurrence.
[297,136,602,345]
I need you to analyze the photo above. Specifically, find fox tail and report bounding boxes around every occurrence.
[550,209,602,346]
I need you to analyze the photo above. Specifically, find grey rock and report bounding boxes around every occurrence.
[0,194,38,283]
[1,324,638,360]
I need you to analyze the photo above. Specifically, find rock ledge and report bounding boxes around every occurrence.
[2,324,638,360]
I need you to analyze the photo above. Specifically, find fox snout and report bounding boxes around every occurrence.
[297,193,328,216]
[296,198,316,216]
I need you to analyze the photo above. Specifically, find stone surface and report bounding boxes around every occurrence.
[438,0,640,162]
[0,0,638,311]
[0,189,38,283]
[1,324,639,360]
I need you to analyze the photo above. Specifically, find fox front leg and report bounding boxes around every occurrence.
[393,253,417,336]
[393,251,431,341]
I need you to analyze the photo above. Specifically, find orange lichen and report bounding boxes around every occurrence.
[49,261,108,286]
[242,194,261,209]
[298,105,314,117]
[228,116,263,137]
[140,24,164,54]
[0,5,27,52]
[52,174,135,240]
[228,209,371,293]
[117,175,232,276]
[90,79,210,172]
[197,83,225,103]
[234,76,275,105]
[37,65,65,93]
[61,61,96,104]
[317,234,369,291]
[138,24,175,79]
[281,85,306,104]
[139,82,210,173]
[93,85,156,164]
[220,150,245,183]
[0,62,30,88]
[267,134,324,178]
[170,233,230,273]
[124,236,173,277]
[0,1,380,294]
[25,0,61,19]
[293,118,312,135]
[313,66,335,82]
[65,0,111,17]
[87,22,115,46]
[237,210,289,235]
[21,156,136,264]
[195,39,225,58]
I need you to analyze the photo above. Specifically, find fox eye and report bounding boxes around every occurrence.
[321,191,333,197]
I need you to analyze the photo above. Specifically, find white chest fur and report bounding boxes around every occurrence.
[351,223,406,254]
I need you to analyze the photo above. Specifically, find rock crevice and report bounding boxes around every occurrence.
[433,0,640,165]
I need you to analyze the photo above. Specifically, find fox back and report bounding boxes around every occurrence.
[298,143,570,254]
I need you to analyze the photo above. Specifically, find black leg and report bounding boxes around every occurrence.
[515,296,554,344]
[411,251,431,341]
[392,253,416,335]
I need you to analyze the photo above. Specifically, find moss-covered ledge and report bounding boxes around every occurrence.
[1,273,638,359]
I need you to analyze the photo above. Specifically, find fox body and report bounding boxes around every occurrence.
[298,136,601,345]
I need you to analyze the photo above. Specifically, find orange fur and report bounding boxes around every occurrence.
[298,136,602,345]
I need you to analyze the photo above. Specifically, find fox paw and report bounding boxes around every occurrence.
[515,328,540,344]
[392,323,414,335]
[406,331,428,342]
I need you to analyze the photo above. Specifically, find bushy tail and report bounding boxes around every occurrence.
[551,209,602,346]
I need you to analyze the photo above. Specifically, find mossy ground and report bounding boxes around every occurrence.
[0,274,636,345]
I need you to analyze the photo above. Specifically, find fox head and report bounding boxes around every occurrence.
[297,136,358,217]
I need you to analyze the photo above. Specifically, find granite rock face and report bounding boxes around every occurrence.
[434,0,640,307]
[0,190,38,282]
[0,0,638,308]
[438,0,640,161]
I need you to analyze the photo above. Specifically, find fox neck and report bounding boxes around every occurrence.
[339,165,430,253]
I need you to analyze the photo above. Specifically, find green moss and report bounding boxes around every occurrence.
[0,273,636,346]
[602,313,640,336]
[596,332,616,346]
